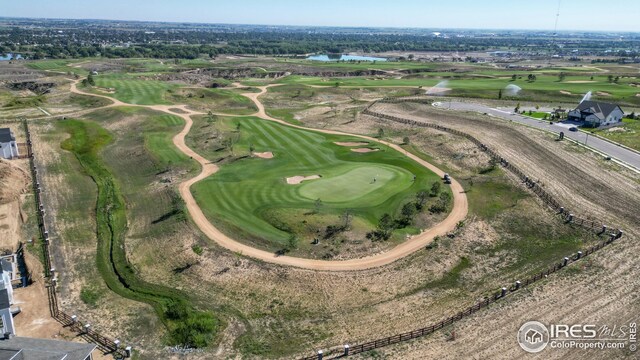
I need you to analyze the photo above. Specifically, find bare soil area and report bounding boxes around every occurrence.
[253,151,273,159]
[334,141,369,146]
[351,148,379,153]
[371,101,640,229]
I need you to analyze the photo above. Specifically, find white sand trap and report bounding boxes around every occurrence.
[560,91,572,95]
[286,175,321,185]
[596,91,611,96]
[351,148,379,153]
[335,141,368,146]
[566,80,596,83]
[253,151,273,159]
[636,93,640,97]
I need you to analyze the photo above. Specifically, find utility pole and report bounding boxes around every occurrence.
[584,133,589,146]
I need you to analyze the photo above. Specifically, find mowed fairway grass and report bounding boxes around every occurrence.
[93,74,178,105]
[191,117,440,251]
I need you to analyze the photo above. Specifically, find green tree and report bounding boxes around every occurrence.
[377,128,385,138]
[402,136,410,145]
[430,181,442,197]
[498,89,502,99]
[415,190,428,210]
[285,234,299,252]
[314,198,323,214]
[340,209,353,230]
[87,73,95,86]
[401,202,417,220]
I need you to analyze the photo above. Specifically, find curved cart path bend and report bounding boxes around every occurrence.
[69,81,469,271]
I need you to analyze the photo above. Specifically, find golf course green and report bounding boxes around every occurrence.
[190,117,441,250]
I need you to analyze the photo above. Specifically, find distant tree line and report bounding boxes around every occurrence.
[1,22,639,60]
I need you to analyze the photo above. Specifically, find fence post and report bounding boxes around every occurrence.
[344,344,350,356]
[317,350,323,360]
[515,281,521,290]
[575,251,582,260]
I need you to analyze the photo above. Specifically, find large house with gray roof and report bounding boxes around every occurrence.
[0,336,96,360]
[567,101,624,127]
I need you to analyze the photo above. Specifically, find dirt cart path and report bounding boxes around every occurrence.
[70,81,469,271]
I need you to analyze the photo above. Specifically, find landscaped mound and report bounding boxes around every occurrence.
[191,118,445,255]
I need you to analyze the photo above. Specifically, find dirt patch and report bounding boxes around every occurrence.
[351,148,379,153]
[335,141,369,146]
[253,151,273,159]
[168,107,188,114]
[0,159,29,205]
[560,90,572,95]
[285,175,321,184]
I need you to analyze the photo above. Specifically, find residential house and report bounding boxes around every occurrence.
[0,129,19,159]
[567,101,624,127]
[0,336,96,360]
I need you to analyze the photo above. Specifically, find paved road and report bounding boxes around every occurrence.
[434,101,640,171]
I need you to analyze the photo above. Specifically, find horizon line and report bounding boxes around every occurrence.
[1,16,639,34]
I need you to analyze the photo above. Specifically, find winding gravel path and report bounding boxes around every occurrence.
[69,81,468,271]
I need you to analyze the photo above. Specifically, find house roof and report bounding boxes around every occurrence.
[0,337,96,360]
[0,129,15,143]
[0,290,10,310]
[0,260,12,274]
[575,101,623,120]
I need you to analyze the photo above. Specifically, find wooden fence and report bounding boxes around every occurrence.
[299,231,623,359]
[361,103,621,236]
[23,121,130,358]
[296,101,626,359]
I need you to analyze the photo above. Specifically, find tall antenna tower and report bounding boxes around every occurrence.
[553,0,562,36]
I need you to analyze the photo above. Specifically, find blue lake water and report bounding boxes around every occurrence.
[0,53,23,61]
[306,54,387,62]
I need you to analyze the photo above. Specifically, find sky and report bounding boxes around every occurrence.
[3,0,639,32]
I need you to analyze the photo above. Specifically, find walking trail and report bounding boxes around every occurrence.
[67,80,468,271]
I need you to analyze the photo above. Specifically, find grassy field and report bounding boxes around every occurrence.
[59,117,218,348]
[26,59,90,76]
[274,71,640,106]
[167,87,258,114]
[92,74,179,105]
[593,117,640,151]
[190,117,444,253]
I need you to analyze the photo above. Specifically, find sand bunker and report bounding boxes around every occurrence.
[253,151,274,159]
[636,93,640,97]
[335,141,368,146]
[286,175,321,185]
[566,80,596,83]
[351,148,379,153]
[596,91,611,96]
[560,91,572,95]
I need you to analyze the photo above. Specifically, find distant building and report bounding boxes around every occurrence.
[568,101,624,127]
[0,128,19,159]
[0,336,96,360]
